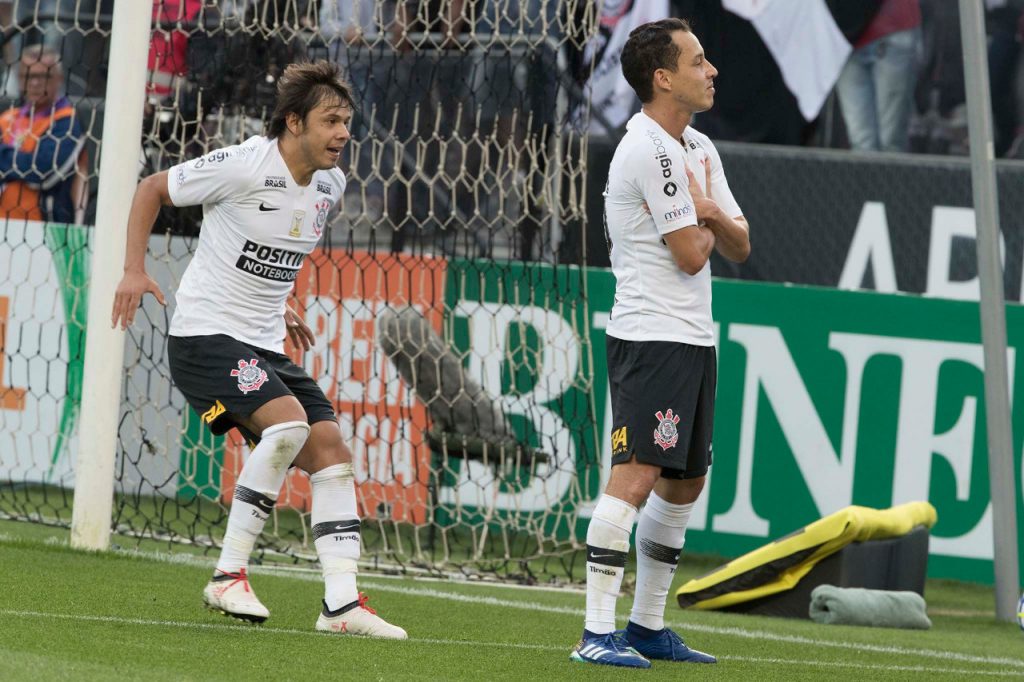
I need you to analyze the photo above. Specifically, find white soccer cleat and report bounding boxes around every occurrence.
[315,593,408,639]
[202,569,270,623]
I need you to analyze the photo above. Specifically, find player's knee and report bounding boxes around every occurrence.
[607,463,658,507]
[618,480,657,508]
[659,474,706,504]
[683,474,705,494]
[260,420,311,468]
[337,462,353,480]
[309,461,354,484]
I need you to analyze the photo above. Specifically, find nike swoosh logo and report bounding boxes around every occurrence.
[588,553,616,560]
[258,203,279,212]
[256,499,273,511]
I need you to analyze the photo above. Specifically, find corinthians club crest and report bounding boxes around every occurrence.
[653,408,680,451]
[313,197,331,237]
[230,358,268,394]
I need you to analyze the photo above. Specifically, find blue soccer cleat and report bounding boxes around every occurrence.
[617,622,717,663]
[570,630,652,668]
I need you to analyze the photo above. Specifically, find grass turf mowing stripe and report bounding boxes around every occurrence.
[352,580,1024,670]
[25,540,1022,671]
[722,655,1021,678]
[1,609,1019,678]
[8,536,1020,672]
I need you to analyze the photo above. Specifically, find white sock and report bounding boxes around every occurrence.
[584,494,638,635]
[310,462,360,611]
[215,421,309,575]
[630,492,693,631]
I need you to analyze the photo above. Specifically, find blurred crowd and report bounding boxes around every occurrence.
[678,0,1024,158]
[0,0,1019,236]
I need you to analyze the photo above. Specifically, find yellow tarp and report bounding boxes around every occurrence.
[675,501,937,610]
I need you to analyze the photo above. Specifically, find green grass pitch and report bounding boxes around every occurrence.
[0,519,1020,681]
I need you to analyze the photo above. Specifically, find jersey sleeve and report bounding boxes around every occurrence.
[329,170,346,222]
[705,141,743,220]
[167,144,253,207]
[629,146,699,235]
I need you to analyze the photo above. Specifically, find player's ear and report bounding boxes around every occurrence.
[653,68,670,94]
[286,111,303,137]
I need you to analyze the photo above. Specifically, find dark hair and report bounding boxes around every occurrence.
[267,60,354,139]
[621,18,692,103]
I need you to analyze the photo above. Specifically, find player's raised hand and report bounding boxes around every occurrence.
[111,271,166,330]
[685,161,719,226]
[284,304,315,351]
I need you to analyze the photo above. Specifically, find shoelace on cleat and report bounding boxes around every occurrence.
[357,592,376,615]
[665,629,688,656]
[218,569,252,593]
[611,633,635,652]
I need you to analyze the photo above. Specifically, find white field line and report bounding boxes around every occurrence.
[0,609,1019,678]
[110,546,587,595]
[722,655,1020,678]
[351,580,1024,670]
[12,542,1023,670]
[928,608,995,618]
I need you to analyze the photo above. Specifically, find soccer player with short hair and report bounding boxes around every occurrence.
[571,18,750,668]
[110,60,406,639]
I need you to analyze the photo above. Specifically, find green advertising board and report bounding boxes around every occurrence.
[441,259,1023,584]
[15,225,1016,584]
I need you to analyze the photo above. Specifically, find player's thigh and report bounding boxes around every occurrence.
[604,338,679,505]
[263,349,348,472]
[606,337,707,485]
[659,345,716,488]
[243,395,307,435]
[168,334,303,438]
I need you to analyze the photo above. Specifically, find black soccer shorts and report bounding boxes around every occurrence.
[168,334,336,444]
[606,336,716,480]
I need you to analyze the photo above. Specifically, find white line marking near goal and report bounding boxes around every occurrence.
[0,609,1018,678]
[110,546,587,596]
[721,655,1019,678]
[8,540,1017,669]
[352,580,1024,670]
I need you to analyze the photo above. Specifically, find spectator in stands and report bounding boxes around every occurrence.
[144,0,203,167]
[0,1,14,97]
[387,0,476,254]
[319,1,397,222]
[835,0,922,152]
[147,0,202,105]
[987,0,1024,157]
[0,44,85,223]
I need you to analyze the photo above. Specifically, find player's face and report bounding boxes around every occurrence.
[20,59,61,109]
[668,30,717,113]
[299,99,353,169]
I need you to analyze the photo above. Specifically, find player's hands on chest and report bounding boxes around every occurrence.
[684,156,719,226]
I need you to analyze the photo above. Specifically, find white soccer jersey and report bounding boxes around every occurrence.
[604,112,742,346]
[166,135,345,352]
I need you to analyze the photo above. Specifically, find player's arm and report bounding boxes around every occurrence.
[284,301,315,352]
[637,150,716,277]
[664,223,716,276]
[111,171,173,329]
[692,149,750,263]
[112,145,252,329]
[709,214,750,263]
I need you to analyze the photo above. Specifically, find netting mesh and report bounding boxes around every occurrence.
[1,1,603,583]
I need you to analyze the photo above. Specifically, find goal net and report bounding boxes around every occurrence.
[0,0,605,583]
